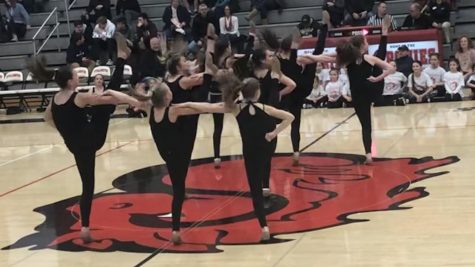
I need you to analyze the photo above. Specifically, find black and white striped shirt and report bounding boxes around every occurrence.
[367,15,398,30]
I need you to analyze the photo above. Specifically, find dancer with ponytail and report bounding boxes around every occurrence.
[301,29,395,163]
[30,34,144,242]
[176,70,294,241]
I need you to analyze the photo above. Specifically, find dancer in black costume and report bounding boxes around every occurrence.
[301,19,394,163]
[30,34,144,242]
[176,71,294,241]
[262,23,329,165]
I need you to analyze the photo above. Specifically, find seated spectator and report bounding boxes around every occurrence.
[0,13,11,43]
[66,32,95,72]
[455,35,475,74]
[298,15,320,37]
[443,58,464,101]
[72,20,93,47]
[402,3,433,29]
[423,53,446,97]
[322,0,345,29]
[246,0,284,25]
[190,3,218,53]
[138,37,166,81]
[220,5,245,52]
[92,16,116,65]
[316,62,330,88]
[87,0,111,23]
[376,61,407,106]
[408,61,435,103]
[116,0,141,29]
[344,0,375,26]
[305,76,327,108]
[162,0,191,40]
[428,0,451,44]
[115,17,133,44]
[367,1,398,31]
[395,45,414,77]
[465,63,475,100]
[212,0,231,19]
[324,68,352,108]
[5,0,31,42]
[135,13,158,51]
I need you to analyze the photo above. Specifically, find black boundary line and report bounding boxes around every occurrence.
[134,112,357,267]
[299,113,356,153]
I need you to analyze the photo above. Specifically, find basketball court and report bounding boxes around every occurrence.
[1,101,474,266]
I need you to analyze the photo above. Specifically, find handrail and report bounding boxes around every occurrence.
[32,7,61,55]
[32,7,57,40]
[64,0,79,38]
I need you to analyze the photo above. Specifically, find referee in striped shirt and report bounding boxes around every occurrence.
[367,1,398,30]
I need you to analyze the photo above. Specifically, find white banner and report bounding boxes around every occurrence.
[298,40,439,64]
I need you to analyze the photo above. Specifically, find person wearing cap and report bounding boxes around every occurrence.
[298,15,320,37]
[402,2,433,29]
[395,45,414,77]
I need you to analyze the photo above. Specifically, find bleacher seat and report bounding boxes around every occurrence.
[90,66,111,82]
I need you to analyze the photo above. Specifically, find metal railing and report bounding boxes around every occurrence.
[32,7,61,55]
[65,0,79,38]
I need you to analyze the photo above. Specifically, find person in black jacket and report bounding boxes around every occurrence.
[116,0,141,29]
[135,13,158,51]
[66,32,95,71]
[322,0,345,28]
[189,3,218,53]
[402,3,433,29]
[86,0,111,23]
[395,45,414,77]
[162,0,191,40]
[138,37,166,80]
[344,0,374,26]
[428,0,451,43]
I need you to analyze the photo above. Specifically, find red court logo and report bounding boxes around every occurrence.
[2,153,458,253]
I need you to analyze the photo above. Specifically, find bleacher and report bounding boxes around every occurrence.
[0,0,468,112]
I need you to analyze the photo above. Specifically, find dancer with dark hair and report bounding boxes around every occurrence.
[30,34,144,242]
[301,29,395,164]
[176,70,294,241]
[262,23,328,165]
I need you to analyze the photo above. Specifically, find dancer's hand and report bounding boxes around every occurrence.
[367,76,380,83]
[265,131,277,142]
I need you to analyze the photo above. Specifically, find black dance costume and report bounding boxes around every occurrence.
[236,102,277,227]
[89,58,127,149]
[52,93,97,228]
[347,57,376,154]
[150,108,189,231]
[166,76,199,164]
[252,70,279,189]
[209,80,224,160]
[51,59,126,228]
[280,24,328,153]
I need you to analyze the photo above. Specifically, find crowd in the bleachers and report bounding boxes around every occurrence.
[1,0,474,113]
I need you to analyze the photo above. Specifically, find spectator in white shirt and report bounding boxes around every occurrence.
[325,68,351,108]
[443,58,464,101]
[92,16,116,65]
[376,61,407,106]
[464,63,475,100]
[219,5,244,52]
[423,53,446,97]
[408,60,435,103]
[316,62,330,88]
[305,76,327,108]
